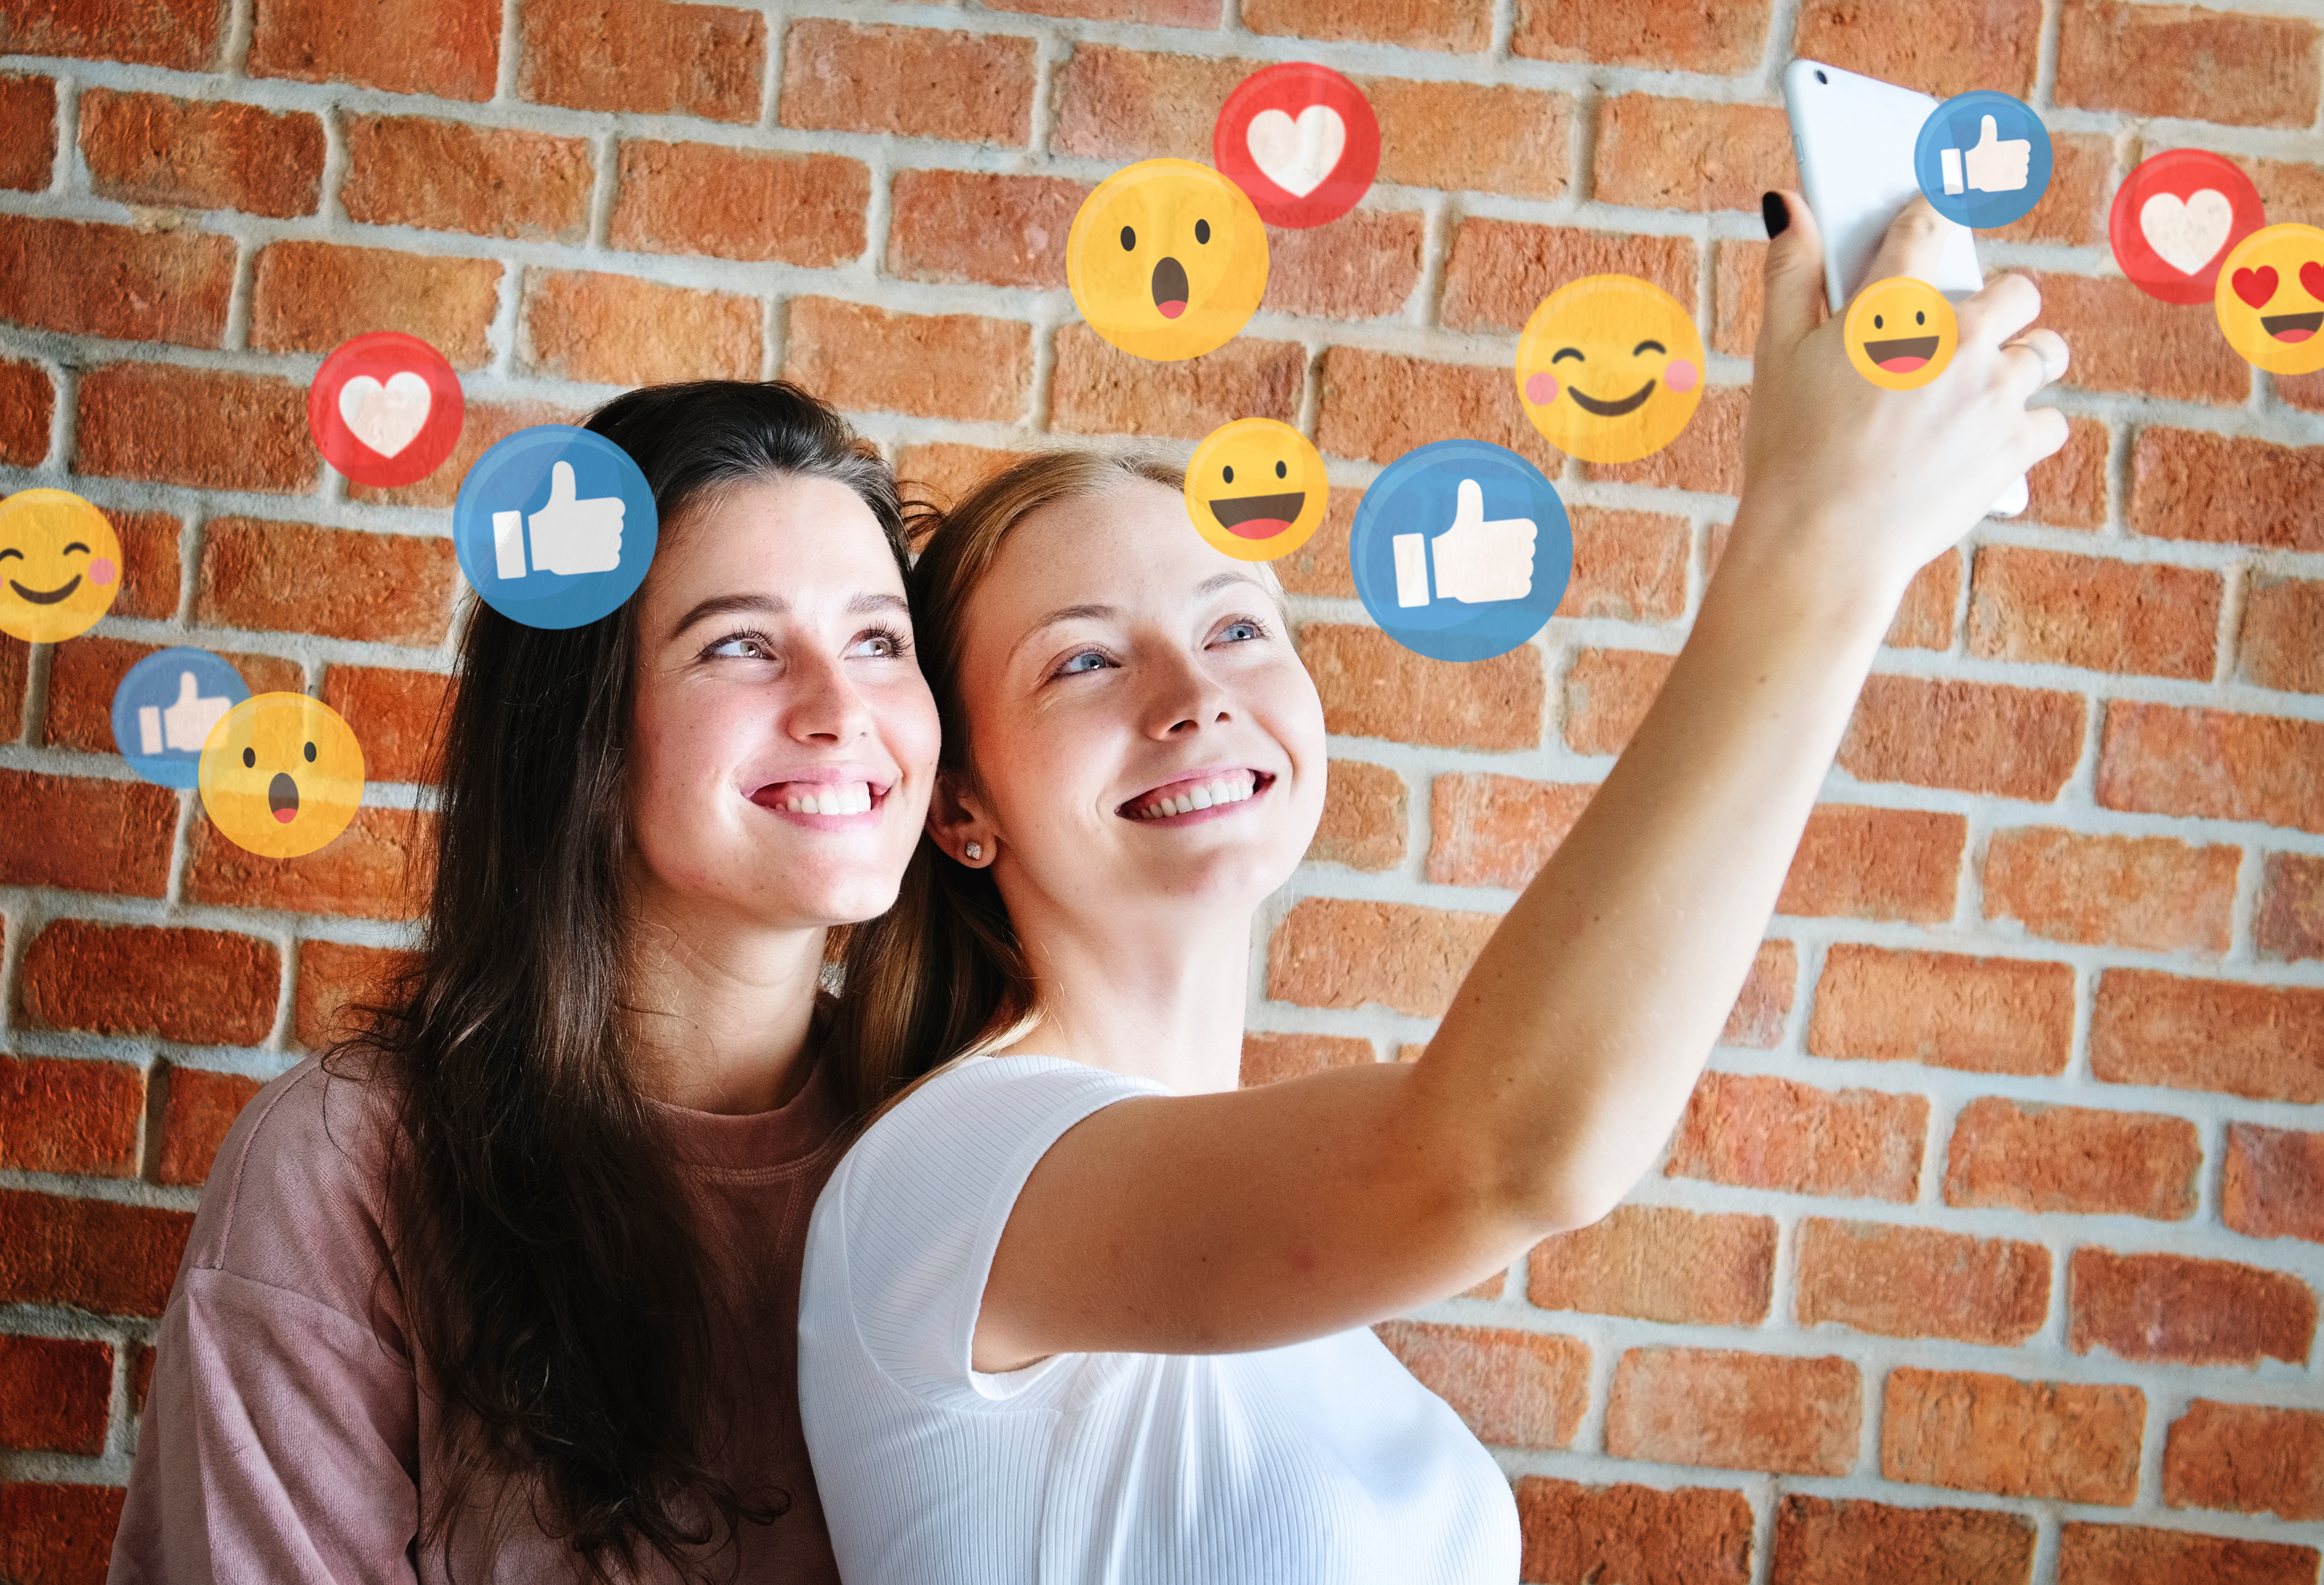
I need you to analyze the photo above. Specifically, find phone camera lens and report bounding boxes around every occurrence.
[1814,69,1828,83]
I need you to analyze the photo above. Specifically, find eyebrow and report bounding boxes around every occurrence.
[670,590,909,638]
[1013,571,1283,657]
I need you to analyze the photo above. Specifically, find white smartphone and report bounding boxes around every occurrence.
[1782,57,2027,517]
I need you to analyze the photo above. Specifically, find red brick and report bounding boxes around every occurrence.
[1884,1366,2142,1505]
[1375,1322,1586,1448]
[2071,1247,2315,1368]
[1272,487,1360,599]
[1363,77,1572,199]
[1314,346,1557,470]
[95,509,180,621]
[1607,1347,1860,1476]
[989,0,1217,22]
[1561,647,1670,757]
[154,1066,264,1188]
[0,1189,194,1316]
[1838,675,2085,801]
[0,770,174,898]
[1712,239,1766,359]
[2032,271,2249,407]
[2059,1523,2320,1585]
[2239,577,2324,695]
[293,939,419,1052]
[1771,1495,2035,1585]
[519,0,759,119]
[1237,1032,1372,1089]
[2092,969,2324,1103]
[2226,1124,2324,1246]
[0,637,23,740]
[1425,774,1593,891]
[780,20,1032,146]
[1721,941,1797,1048]
[0,1336,110,1456]
[1260,211,1427,321]
[1517,0,1766,68]
[1528,1204,1775,1327]
[2257,853,2324,962]
[187,806,435,922]
[317,665,448,786]
[2026,415,2109,530]
[2096,701,2324,835]
[0,1055,141,1179]
[1808,945,2073,1076]
[349,397,585,511]
[2243,155,2324,231]
[1248,0,1487,51]
[198,519,455,648]
[1265,898,1496,1019]
[79,90,320,218]
[522,270,762,387]
[785,299,1029,425]
[1667,1071,1926,1204]
[887,170,1086,289]
[0,0,222,70]
[1583,386,1750,496]
[1518,1477,1753,1585]
[251,0,496,98]
[1049,46,1244,162]
[249,241,499,369]
[1594,95,1795,214]
[893,443,1041,516]
[1797,1219,2048,1348]
[74,363,315,495]
[0,356,51,465]
[2056,0,2321,129]
[0,1481,129,1585]
[2131,428,2324,551]
[0,216,232,347]
[1991,134,2116,249]
[609,141,866,267]
[1885,549,1959,651]
[1944,1098,2198,1220]
[0,74,57,192]
[1564,506,1690,625]
[42,637,299,755]
[1439,220,1695,336]
[1302,623,1543,752]
[1777,805,1965,924]
[1966,545,2220,679]
[1308,759,1404,872]
[1792,0,2041,98]
[342,116,592,243]
[2164,1400,2324,1523]
[20,920,278,1047]
[1983,827,2238,955]
[1050,325,1300,440]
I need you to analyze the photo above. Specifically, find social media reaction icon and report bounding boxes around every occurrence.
[1350,440,1572,664]
[0,488,122,645]
[1515,274,1705,465]
[2111,150,2266,306]
[2214,223,2324,376]
[1066,159,1269,362]
[1914,90,2051,230]
[1184,419,1329,563]
[1212,62,1381,230]
[197,692,365,859]
[111,647,251,789]
[453,425,658,629]
[1844,277,1960,391]
[308,331,464,489]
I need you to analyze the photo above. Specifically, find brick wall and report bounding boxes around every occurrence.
[1,0,2321,1581]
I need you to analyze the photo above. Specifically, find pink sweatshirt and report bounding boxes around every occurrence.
[108,1050,850,1584]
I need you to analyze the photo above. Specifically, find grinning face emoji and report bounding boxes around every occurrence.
[1515,274,1706,464]
[2214,223,2324,376]
[1066,158,1270,363]
[1844,276,1960,391]
[1183,417,1329,562]
[198,693,367,859]
[0,489,122,645]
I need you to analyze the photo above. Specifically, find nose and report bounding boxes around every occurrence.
[780,647,875,745]
[1151,257,1189,319]
[1144,645,1232,739]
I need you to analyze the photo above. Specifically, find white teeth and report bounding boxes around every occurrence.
[1188,786,1215,810]
[1131,774,1258,820]
[779,782,873,815]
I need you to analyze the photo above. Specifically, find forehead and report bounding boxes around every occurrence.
[648,474,900,599]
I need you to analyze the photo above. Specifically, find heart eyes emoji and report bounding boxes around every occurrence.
[2231,265,2277,308]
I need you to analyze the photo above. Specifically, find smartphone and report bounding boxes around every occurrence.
[1782,58,2028,517]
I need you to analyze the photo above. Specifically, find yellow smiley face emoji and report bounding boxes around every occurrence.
[0,489,122,644]
[1515,275,1706,465]
[2216,222,2324,376]
[1845,276,1960,391]
[1067,159,1269,363]
[1183,419,1328,563]
[198,693,367,859]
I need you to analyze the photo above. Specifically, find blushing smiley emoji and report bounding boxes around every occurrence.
[198,692,367,859]
[1066,158,1270,363]
[1844,276,1960,392]
[1515,275,1706,464]
[0,488,122,645]
[2215,222,2324,376]
[1183,418,1328,563]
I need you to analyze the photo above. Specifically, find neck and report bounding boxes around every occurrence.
[622,884,829,1116]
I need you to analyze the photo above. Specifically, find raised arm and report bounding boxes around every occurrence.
[974,193,2068,1372]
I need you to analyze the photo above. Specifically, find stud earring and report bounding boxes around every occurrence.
[964,842,982,861]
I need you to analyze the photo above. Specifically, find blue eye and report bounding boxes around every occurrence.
[1058,650,1107,675]
[707,634,766,658]
[1220,621,1261,642]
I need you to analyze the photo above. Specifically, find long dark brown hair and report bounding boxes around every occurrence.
[337,381,917,1581]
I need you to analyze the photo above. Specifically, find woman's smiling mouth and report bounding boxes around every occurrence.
[1118,770,1274,823]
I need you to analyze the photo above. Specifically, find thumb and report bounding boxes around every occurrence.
[173,672,200,704]
[546,460,577,504]
[1756,187,1829,357]
[1452,479,1484,526]
[1975,114,1999,148]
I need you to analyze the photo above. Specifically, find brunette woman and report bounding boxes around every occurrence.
[799,194,2072,1581]
[111,381,939,1584]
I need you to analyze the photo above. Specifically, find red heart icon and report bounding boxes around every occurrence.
[2232,265,2278,308]
[2304,260,2324,304]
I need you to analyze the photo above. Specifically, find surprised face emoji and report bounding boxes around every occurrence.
[1515,275,1706,465]
[1067,159,1270,362]
[198,693,367,859]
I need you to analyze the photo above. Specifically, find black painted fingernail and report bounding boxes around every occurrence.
[1761,191,1789,240]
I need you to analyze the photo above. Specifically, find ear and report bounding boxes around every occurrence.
[924,767,997,865]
